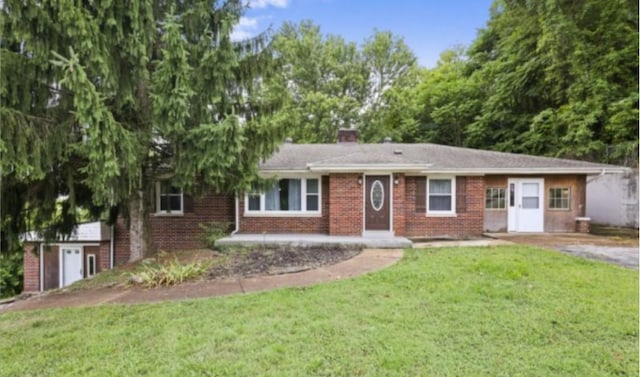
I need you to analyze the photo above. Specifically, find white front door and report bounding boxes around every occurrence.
[508,178,544,232]
[61,247,83,287]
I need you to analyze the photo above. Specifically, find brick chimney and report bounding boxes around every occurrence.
[337,128,358,143]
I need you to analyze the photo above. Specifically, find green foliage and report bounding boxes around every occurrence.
[1,0,284,264]
[199,221,233,249]
[435,0,639,162]
[0,251,23,298]
[359,29,418,141]
[0,246,637,375]
[415,47,481,145]
[267,21,418,143]
[130,257,210,288]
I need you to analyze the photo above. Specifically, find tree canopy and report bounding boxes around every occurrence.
[421,0,639,163]
[1,0,285,262]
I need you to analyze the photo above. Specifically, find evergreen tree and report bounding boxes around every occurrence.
[1,1,284,264]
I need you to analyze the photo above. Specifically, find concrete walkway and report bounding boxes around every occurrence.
[1,249,403,313]
[216,233,412,249]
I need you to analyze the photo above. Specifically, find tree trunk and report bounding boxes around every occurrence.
[128,189,149,262]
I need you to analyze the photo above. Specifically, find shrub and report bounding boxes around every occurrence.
[199,221,233,249]
[130,259,210,288]
[0,251,23,298]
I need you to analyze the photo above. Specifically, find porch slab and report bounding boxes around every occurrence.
[215,233,412,249]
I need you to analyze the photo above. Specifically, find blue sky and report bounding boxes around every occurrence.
[233,0,494,68]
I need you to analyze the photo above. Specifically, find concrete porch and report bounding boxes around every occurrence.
[215,233,413,249]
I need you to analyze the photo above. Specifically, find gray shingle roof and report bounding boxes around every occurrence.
[259,143,626,174]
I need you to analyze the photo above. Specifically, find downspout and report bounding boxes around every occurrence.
[109,225,115,269]
[39,243,44,292]
[231,195,240,236]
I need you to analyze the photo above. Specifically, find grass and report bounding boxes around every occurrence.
[1,245,637,376]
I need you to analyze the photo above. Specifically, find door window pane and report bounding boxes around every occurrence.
[522,183,539,196]
[522,197,539,209]
[370,180,384,211]
[521,183,539,209]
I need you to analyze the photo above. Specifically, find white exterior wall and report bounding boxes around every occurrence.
[24,221,111,242]
[586,171,638,228]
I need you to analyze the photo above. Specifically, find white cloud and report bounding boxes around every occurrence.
[231,16,260,41]
[248,0,289,9]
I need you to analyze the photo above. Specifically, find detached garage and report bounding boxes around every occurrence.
[23,222,113,292]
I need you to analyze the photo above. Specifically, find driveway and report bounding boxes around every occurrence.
[488,233,638,269]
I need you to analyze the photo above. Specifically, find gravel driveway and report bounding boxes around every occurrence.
[489,233,639,269]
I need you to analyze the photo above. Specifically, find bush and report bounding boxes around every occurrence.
[130,258,210,288]
[0,251,23,298]
[199,221,233,249]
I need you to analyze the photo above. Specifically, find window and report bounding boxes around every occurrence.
[156,181,183,214]
[427,177,455,214]
[87,254,96,277]
[247,178,321,214]
[549,187,570,210]
[485,187,506,209]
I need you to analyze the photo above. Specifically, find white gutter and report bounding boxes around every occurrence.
[417,167,629,175]
[109,225,115,269]
[231,195,240,235]
[39,243,44,292]
[307,164,432,173]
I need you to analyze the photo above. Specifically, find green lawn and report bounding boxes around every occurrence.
[1,246,637,376]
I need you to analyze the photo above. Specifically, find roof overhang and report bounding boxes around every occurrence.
[418,167,630,175]
[260,166,629,176]
[22,221,112,242]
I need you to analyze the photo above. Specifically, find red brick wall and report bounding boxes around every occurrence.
[23,244,40,292]
[329,173,363,235]
[99,241,111,270]
[393,174,406,236]
[404,176,485,238]
[239,176,329,234]
[114,192,234,263]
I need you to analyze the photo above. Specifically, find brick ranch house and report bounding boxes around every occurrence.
[23,129,627,292]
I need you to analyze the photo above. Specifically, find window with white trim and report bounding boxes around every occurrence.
[156,181,183,214]
[485,187,506,210]
[549,187,570,210]
[427,177,456,214]
[246,178,321,214]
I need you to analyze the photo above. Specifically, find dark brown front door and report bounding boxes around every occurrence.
[365,175,390,231]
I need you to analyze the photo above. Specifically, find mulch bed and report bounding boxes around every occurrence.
[207,246,362,279]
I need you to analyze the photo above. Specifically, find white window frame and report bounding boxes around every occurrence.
[245,176,322,217]
[426,176,456,216]
[155,181,184,215]
[485,187,507,210]
[548,187,571,210]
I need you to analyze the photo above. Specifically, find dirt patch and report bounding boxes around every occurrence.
[494,233,638,248]
[207,246,362,279]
